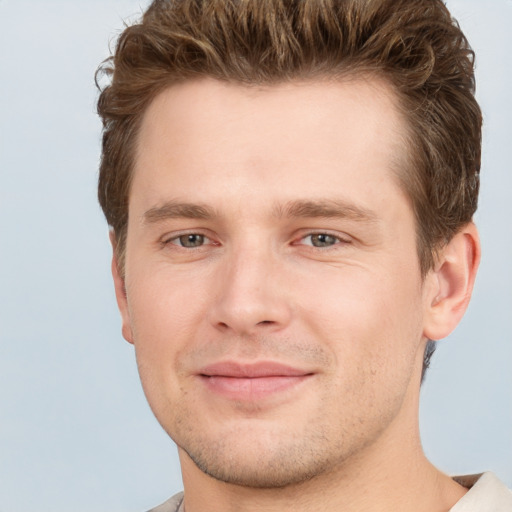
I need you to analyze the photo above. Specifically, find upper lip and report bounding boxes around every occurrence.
[199,361,312,378]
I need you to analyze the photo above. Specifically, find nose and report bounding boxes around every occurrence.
[208,245,292,336]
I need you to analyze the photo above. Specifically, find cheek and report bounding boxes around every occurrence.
[300,265,424,382]
[125,270,208,383]
[126,278,199,422]
[128,261,210,332]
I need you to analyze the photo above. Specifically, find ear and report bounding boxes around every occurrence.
[423,222,480,341]
[110,231,134,344]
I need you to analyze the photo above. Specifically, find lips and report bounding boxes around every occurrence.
[198,361,313,401]
[200,361,311,378]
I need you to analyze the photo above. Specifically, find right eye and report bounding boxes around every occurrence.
[168,234,210,248]
[302,233,341,248]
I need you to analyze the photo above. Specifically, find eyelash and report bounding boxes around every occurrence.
[161,231,351,250]
[162,232,215,249]
[296,232,351,249]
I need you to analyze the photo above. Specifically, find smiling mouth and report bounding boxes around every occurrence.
[198,361,314,401]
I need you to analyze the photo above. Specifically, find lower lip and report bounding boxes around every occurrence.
[199,375,311,401]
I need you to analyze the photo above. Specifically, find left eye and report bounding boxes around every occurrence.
[302,233,342,247]
[169,234,209,248]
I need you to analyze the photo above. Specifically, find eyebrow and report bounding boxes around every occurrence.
[143,201,218,223]
[275,199,379,223]
[142,198,378,224]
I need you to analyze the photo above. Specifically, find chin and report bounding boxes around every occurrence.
[185,445,329,489]
[173,420,350,489]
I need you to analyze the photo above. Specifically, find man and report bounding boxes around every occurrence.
[96,0,512,510]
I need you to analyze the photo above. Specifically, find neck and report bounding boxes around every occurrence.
[179,437,465,512]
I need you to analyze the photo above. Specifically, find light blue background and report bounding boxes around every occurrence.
[0,1,510,511]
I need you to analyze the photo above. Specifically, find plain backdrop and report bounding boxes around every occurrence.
[0,1,511,511]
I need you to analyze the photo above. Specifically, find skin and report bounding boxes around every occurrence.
[112,78,480,512]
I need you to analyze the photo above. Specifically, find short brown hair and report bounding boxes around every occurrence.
[96,0,482,375]
[97,0,481,274]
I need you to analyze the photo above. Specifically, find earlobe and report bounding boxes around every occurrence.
[110,231,134,345]
[423,223,480,341]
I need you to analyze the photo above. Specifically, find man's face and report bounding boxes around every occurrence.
[116,78,433,487]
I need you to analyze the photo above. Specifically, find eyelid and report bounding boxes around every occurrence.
[294,230,352,248]
[170,234,210,247]
[158,229,351,248]
[160,229,218,247]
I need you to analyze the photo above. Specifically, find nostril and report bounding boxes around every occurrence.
[257,320,274,325]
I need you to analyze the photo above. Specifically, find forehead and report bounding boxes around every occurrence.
[132,77,409,216]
